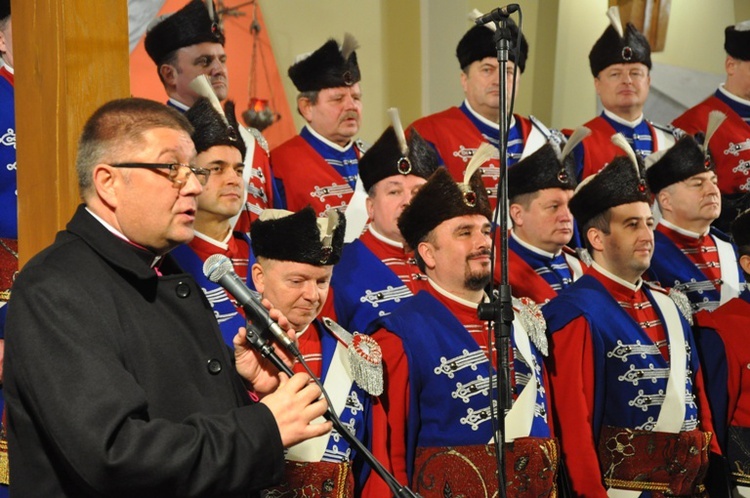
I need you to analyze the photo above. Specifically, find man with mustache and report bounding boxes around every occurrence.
[249,207,382,498]
[543,146,721,497]
[271,33,366,216]
[568,7,678,183]
[365,152,560,497]
[673,20,750,233]
[502,134,588,303]
[645,128,749,314]
[409,16,563,210]
[144,0,278,228]
[170,96,254,345]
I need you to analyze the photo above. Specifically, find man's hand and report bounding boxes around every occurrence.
[233,299,298,395]
[260,372,331,447]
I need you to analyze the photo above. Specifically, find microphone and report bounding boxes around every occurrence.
[474,4,519,25]
[203,254,300,357]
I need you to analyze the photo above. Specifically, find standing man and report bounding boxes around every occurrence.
[646,124,749,314]
[673,20,750,232]
[571,7,678,181]
[250,207,381,497]
[410,17,562,207]
[144,0,277,228]
[693,208,750,496]
[504,130,590,303]
[368,156,560,497]
[3,98,330,496]
[271,33,366,216]
[170,96,253,345]
[543,148,719,497]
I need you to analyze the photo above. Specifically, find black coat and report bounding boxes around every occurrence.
[4,205,284,497]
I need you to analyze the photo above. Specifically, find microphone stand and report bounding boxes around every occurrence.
[244,323,421,498]
[476,11,520,498]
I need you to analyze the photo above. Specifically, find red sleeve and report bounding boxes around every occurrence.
[361,328,411,495]
[548,317,609,498]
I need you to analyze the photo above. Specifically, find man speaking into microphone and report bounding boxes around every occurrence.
[3,98,330,497]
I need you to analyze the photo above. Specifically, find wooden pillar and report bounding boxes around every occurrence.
[13,0,130,266]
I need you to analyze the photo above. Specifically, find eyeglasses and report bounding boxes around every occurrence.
[110,163,210,187]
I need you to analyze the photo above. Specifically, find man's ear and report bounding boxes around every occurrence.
[251,263,265,294]
[739,254,750,278]
[298,97,314,122]
[159,64,177,87]
[587,227,605,253]
[418,240,436,271]
[91,164,119,209]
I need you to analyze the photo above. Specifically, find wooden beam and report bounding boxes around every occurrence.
[14,0,129,266]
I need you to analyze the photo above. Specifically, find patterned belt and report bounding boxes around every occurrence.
[413,438,559,498]
[264,460,353,498]
[598,426,711,496]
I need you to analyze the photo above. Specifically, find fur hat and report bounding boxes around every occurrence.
[589,7,651,77]
[359,109,439,192]
[725,20,750,61]
[185,97,247,160]
[456,19,528,72]
[144,0,224,66]
[731,208,750,248]
[0,0,10,21]
[507,127,590,199]
[645,111,726,193]
[288,33,361,92]
[398,144,494,251]
[250,207,346,266]
[570,134,649,228]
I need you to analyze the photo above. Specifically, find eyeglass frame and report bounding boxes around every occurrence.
[109,162,211,187]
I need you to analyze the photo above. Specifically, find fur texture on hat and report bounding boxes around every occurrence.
[250,207,346,266]
[725,20,750,61]
[570,134,649,228]
[589,7,651,77]
[398,144,494,251]
[144,0,224,66]
[0,0,10,21]
[185,97,247,160]
[456,19,528,72]
[359,109,440,193]
[288,33,361,92]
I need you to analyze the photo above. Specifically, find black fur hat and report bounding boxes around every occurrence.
[645,136,711,194]
[288,33,361,92]
[250,207,346,266]
[456,20,528,72]
[359,127,439,193]
[144,0,224,66]
[731,208,750,248]
[645,110,726,193]
[508,144,577,199]
[725,21,750,61]
[185,97,247,160]
[0,0,10,20]
[398,144,494,251]
[570,154,649,229]
[589,7,651,77]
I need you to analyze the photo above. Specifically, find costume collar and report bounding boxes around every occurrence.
[510,230,561,259]
[719,83,750,107]
[368,225,404,249]
[426,277,487,309]
[659,218,706,239]
[464,99,500,129]
[303,124,353,152]
[591,261,642,292]
[193,229,232,250]
[167,98,190,112]
[603,108,644,128]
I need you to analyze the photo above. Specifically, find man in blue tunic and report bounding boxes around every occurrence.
[543,145,721,496]
[368,149,559,498]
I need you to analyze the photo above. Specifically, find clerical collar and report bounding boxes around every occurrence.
[193,229,232,250]
[591,261,642,291]
[304,124,353,152]
[510,230,561,259]
[168,98,190,112]
[427,277,488,309]
[603,108,644,128]
[718,83,750,107]
[368,225,404,249]
[659,218,707,239]
[85,207,163,268]
[464,99,500,130]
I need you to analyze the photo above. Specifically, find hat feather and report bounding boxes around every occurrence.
[703,110,727,153]
[464,143,496,185]
[387,108,409,156]
[189,75,226,123]
[607,6,624,38]
[611,133,640,178]
[561,126,591,161]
